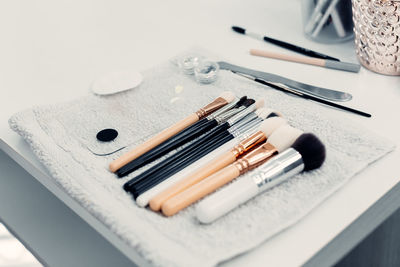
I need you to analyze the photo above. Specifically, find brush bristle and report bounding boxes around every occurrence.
[258,117,287,137]
[255,108,271,119]
[267,125,303,152]
[243,98,255,107]
[267,111,282,118]
[255,98,265,109]
[234,96,247,108]
[232,26,246,34]
[219,91,235,103]
[292,133,326,171]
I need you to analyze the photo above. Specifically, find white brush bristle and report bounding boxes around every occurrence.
[254,98,265,109]
[219,91,235,103]
[255,108,272,119]
[258,117,287,137]
[267,125,303,152]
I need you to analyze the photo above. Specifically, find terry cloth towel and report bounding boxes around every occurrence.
[9,49,395,267]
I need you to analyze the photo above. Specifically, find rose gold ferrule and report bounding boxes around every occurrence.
[230,131,267,157]
[195,97,228,119]
[233,143,277,175]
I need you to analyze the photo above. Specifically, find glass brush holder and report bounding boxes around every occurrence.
[302,0,354,43]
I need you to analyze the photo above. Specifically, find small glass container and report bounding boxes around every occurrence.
[194,61,219,84]
[177,54,203,75]
[302,0,354,43]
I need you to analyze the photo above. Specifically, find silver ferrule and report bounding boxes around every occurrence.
[207,98,239,120]
[247,31,264,40]
[228,112,258,132]
[215,106,245,123]
[227,103,257,126]
[229,116,262,138]
[250,148,304,193]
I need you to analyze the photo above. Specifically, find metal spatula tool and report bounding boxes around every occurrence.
[218,61,352,102]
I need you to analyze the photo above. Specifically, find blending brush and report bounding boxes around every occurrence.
[161,124,303,216]
[135,108,280,208]
[148,116,287,211]
[196,133,326,223]
[116,96,248,177]
[109,91,235,173]
[117,97,253,178]
[124,99,265,195]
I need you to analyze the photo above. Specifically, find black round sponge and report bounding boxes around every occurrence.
[292,133,326,171]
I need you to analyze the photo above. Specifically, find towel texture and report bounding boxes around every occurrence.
[9,50,395,267]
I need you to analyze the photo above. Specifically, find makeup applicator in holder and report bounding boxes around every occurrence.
[117,97,254,178]
[135,107,279,208]
[196,133,326,223]
[160,124,303,216]
[148,116,287,211]
[123,99,264,196]
[116,96,248,177]
[109,91,236,173]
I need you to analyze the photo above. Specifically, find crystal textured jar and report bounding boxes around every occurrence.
[352,0,400,75]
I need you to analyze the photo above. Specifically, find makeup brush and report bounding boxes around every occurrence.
[115,96,248,177]
[135,108,279,207]
[123,99,263,192]
[148,116,287,211]
[196,133,326,223]
[117,98,253,178]
[161,124,303,216]
[231,25,339,61]
[109,91,235,173]
[250,49,360,73]
[126,100,265,197]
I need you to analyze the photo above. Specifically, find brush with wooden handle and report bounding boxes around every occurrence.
[148,116,287,211]
[161,124,303,216]
[109,91,235,172]
[250,49,360,73]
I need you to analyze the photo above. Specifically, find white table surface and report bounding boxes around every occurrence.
[1,0,400,266]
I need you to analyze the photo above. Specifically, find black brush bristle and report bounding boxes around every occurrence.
[232,26,246,34]
[243,98,255,107]
[267,112,280,118]
[233,96,247,108]
[292,133,326,171]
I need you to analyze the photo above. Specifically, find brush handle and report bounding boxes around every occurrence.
[261,35,339,62]
[196,176,258,223]
[161,164,240,216]
[149,150,237,211]
[135,139,237,208]
[132,132,234,197]
[109,113,199,172]
[117,118,218,177]
[123,122,230,191]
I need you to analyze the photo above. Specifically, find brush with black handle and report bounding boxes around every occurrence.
[124,99,265,197]
[117,97,252,178]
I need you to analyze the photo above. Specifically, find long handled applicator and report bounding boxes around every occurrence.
[135,108,280,207]
[125,99,265,196]
[148,116,287,211]
[161,124,303,216]
[109,91,235,172]
[196,133,326,223]
[116,97,252,178]
[115,96,247,177]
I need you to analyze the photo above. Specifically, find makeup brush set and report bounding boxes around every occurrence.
[9,48,394,266]
[109,92,326,222]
